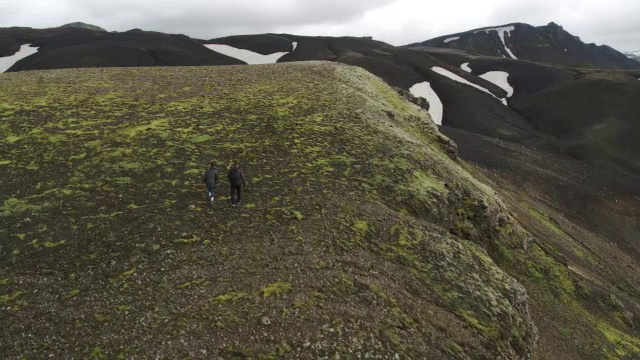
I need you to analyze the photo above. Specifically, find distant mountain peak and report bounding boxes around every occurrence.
[60,22,106,32]
[407,22,639,69]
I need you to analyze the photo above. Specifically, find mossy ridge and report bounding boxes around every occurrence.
[1,63,541,358]
[492,227,640,360]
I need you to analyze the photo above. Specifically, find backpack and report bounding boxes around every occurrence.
[228,166,241,186]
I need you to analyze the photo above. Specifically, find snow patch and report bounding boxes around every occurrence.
[460,62,472,73]
[432,66,507,105]
[478,71,513,97]
[443,36,460,43]
[409,81,443,125]
[204,44,288,64]
[475,26,518,59]
[0,44,39,73]
[292,42,298,51]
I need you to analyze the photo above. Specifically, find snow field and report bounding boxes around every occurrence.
[443,36,460,43]
[204,44,289,64]
[478,71,513,97]
[0,44,39,73]
[432,66,507,105]
[475,26,518,59]
[409,81,443,125]
[460,62,472,73]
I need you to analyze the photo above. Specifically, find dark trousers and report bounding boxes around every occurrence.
[206,186,216,199]
[230,185,242,204]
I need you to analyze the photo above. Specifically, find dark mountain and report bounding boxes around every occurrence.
[207,33,640,174]
[408,22,640,70]
[207,33,540,143]
[0,27,242,71]
[2,25,638,173]
[60,22,106,32]
[421,47,640,174]
[626,52,640,62]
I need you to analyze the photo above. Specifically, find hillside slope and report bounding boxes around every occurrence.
[0,27,242,71]
[1,62,534,358]
[419,48,640,174]
[3,26,639,175]
[409,22,640,70]
[1,62,638,359]
[217,33,640,174]
[442,127,640,360]
[207,33,542,142]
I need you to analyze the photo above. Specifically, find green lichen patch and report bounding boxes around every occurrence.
[0,291,24,303]
[260,280,292,298]
[64,289,81,299]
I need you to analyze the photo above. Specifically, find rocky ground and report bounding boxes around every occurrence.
[0,62,638,359]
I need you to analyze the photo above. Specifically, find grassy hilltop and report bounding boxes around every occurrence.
[0,62,638,358]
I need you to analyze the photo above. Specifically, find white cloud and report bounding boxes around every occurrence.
[2,0,639,52]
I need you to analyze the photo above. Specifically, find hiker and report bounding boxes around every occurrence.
[202,162,218,204]
[228,160,246,207]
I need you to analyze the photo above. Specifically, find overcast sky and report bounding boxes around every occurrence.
[2,0,639,52]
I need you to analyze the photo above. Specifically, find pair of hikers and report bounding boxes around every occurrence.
[202,161,246,207]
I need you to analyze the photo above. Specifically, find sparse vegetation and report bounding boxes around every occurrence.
[1,62,636,359]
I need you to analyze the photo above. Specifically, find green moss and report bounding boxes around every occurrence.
[177,278,207,289]
[290,210,304,220]
[445,341,464,354]
[599,324,640,358]
[190,134,212,143]
[381,329,401,347]
[120,118,169,137]
[214,292,248,303]
[368,78,412,114]
[332,273,355,293]
[43,240,67,248]
[94,313,111,322]
[0,291,24,303]
[523,203,566,235]
[64,289,81,299]
[90,347,106,359]
[121,267,136,277]
[111,177,131,187]
[1,197,46,217]
[352,220,369,237]
[459,309,500,339]
[173,235,201,244]
[261,280,292,298]
[5,135,20,144]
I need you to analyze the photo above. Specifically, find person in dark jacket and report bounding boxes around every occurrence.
[202,162,219,204]
[228,160,246,207]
